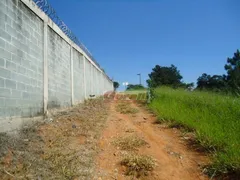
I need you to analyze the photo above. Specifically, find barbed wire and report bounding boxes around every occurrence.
[33,0,101,69]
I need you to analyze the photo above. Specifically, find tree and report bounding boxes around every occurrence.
[196,73,211,90]
[113,81,119,91]
[196,73,228,92]
[195,50,240,94]
[147,64,183,88]
[179,82,194,90]
[126,84,145,91]
[224,49,240,90]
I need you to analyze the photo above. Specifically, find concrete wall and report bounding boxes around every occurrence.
[0,0,44,121]
[73,48,85,103]
[47,27,71,108]
[85,60,92,98]
[0,0,113,132]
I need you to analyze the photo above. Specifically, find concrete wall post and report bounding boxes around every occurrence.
[70,45,74,105]
[83,56,87,99]
[91,64,94,95]
[43,18,48,114]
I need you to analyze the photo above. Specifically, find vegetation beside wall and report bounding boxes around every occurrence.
[149,87,240,176]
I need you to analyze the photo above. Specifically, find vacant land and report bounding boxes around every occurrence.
[149,87,240,176]
[2,93,234,179]
[0,99,109,180]
[116,102,139,114]
[95,100,208,179]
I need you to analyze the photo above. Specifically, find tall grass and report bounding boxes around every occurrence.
[149,87,240,174]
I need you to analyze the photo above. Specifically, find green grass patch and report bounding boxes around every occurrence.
[149,87,240,176]
[124,89,147,94]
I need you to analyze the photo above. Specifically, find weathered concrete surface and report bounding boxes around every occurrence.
[47,27,71,108]
[0,0,113,132]
[73,49,85,104]
[0,0,44,121]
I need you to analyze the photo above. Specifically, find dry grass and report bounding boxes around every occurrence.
[116,103,139,114]
[0,122,47,179]
[112,135,147,151]
[0,98,109,180]
[114,102,156,178]
[121,154,156,178]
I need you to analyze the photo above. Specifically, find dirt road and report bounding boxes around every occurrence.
[94,100,209,180]
[0,99,210,180]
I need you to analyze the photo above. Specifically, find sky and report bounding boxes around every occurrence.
[47,0,239,90]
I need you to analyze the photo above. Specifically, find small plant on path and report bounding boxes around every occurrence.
[121,154,156,178]
[112,135,147,151]
[116,103,139,114]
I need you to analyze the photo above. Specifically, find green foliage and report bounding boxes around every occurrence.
[149,87,240,175]
[178,82,194,90]
[196,73,228,92]
[126,84,145,91]
[225,49,240,93]
[196,49,240,95]
[147,64,184,88]
[113,81,120,91]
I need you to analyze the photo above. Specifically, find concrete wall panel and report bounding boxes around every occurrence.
[0,0,44,122]
[73,48,84,103]
[47,27,71,108]
[85,60,91,98]
[0,0,113,132]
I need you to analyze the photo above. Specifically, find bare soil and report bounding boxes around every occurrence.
[94,100,210,180]
[0,99,109,180]
[0,98,210,180]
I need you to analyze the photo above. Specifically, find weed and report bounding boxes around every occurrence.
[0,133,10,158]
[112,135,147,151]
[116,103,139,114]
[149,87,240,176]
[0,99,109,179]
[121,154,156,178]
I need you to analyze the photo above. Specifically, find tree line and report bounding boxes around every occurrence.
[147,49,240,95]
[113,49,240,94]
[113,81,146,91]
[197,50,240,93]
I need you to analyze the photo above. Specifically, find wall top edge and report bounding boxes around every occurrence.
[19,0,113,83]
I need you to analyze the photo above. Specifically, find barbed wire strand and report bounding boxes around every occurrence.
[33,0,104,72]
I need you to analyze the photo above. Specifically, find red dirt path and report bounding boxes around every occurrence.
[94,100,209,180]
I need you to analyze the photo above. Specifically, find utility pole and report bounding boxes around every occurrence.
[137,73,142,85]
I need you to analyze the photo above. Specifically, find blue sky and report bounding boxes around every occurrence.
[47,0,239,90]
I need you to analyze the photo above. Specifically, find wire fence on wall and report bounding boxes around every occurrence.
[33,0,102,70]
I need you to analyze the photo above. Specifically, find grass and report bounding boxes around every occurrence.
[0,98,109,179]
[149,87,240,176]
[116,103,139,114]
[0,123,47,179]
[123,89,147,94]
[112,135,147,151]
[119,90,148,101]
[120,154,156,178]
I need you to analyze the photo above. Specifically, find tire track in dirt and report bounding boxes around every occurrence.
[94,100,210,180]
